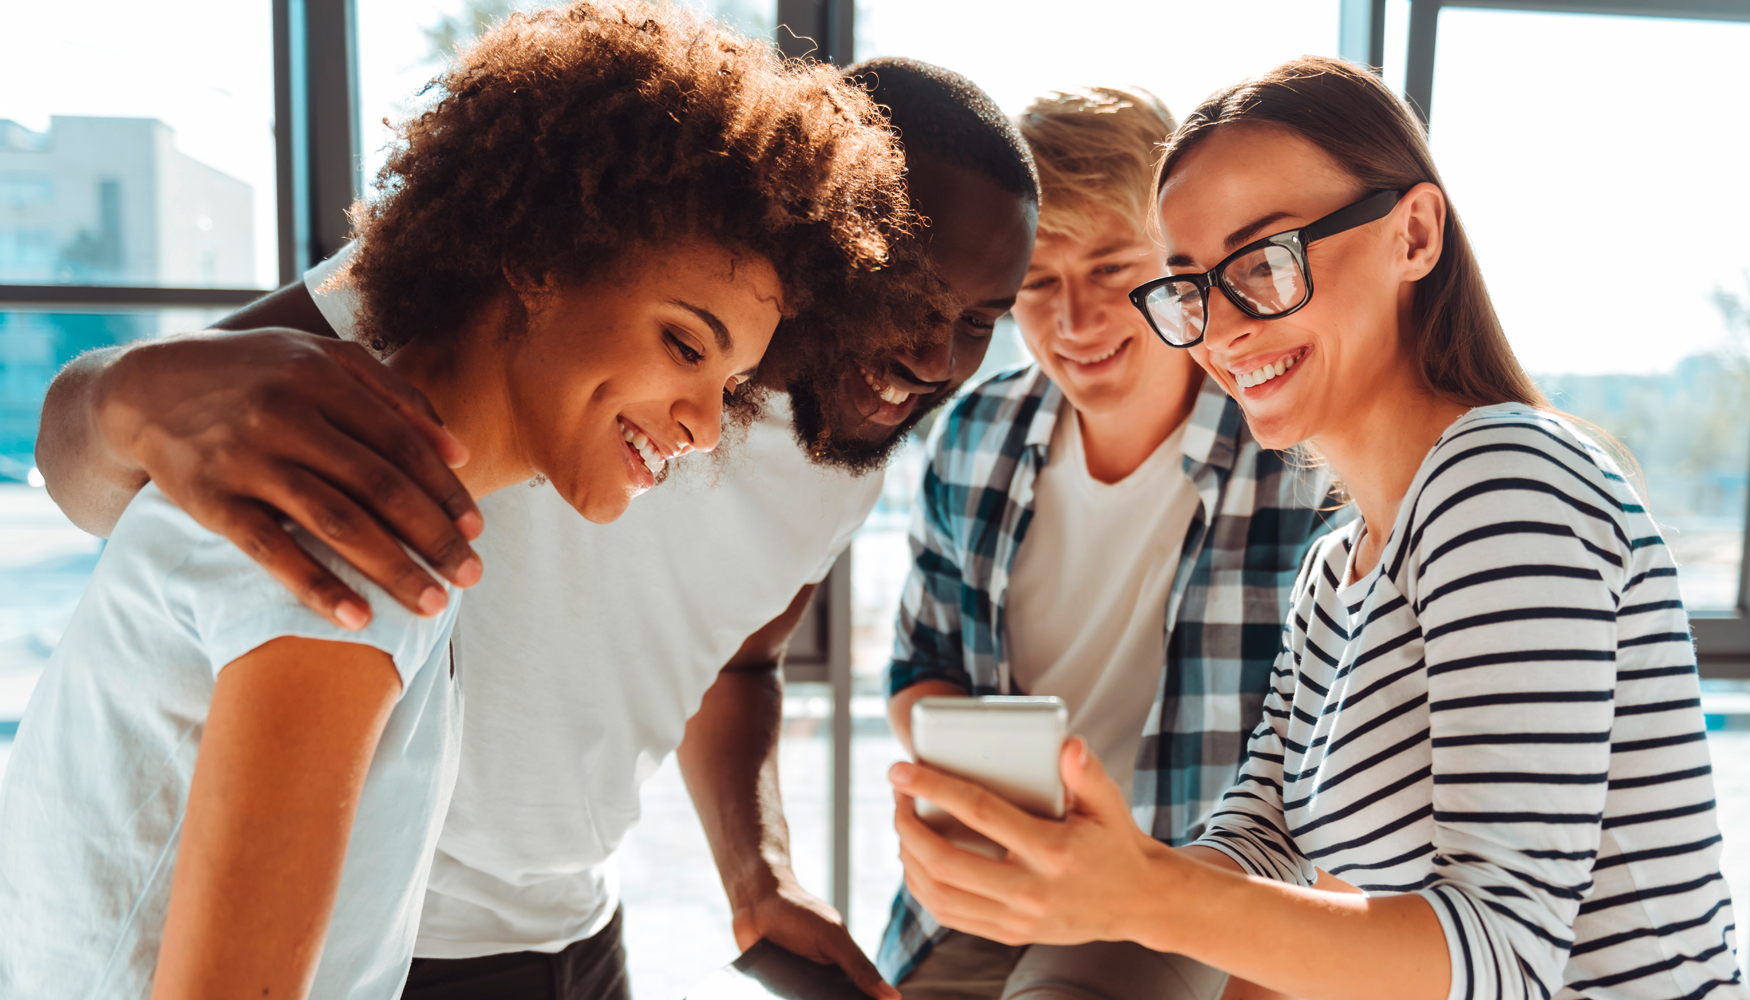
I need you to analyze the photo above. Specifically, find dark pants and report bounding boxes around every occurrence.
[402,906,630,1000]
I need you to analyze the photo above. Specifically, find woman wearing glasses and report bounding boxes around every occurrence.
[888,56,1744,1000]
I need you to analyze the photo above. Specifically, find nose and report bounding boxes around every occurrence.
[1199,286,1258,359]
[672,383,724,454]
[898,332,954,386]
[1059,280,1107,342]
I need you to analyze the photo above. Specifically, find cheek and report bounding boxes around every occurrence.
[1011,302,1052,350]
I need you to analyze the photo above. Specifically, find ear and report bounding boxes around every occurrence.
[1395,181,1447,282]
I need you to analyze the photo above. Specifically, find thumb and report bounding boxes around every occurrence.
[818,927,900,1000]
[1061,737,1128,821]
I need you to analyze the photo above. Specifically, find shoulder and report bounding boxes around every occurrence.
[933,366,1050,452]
[1419,405,1630,511]
[1399,404,1636,567]
[149,492,457,686]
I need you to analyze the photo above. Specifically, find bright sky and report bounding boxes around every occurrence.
[5,1,1746,375]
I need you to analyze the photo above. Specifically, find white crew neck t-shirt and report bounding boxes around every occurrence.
[306,249,883,957]
[0,486,462,999]
[1005,403,1199,802]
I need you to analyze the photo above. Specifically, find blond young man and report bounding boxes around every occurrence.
[878,89,1346,1000]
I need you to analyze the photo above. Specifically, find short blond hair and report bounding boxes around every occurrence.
[1017,87,1177,242]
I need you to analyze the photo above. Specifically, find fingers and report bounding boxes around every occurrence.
[302,420,484,588]
[889,761,1048,860]
[324,342,473,471]
[898,844,1027,945]
[206,498,373,630]
[258,465,453,619]
[891,790,1027,896]
[319,343,484,544]
[1060,737,1129,820]
[814,926,899,1000]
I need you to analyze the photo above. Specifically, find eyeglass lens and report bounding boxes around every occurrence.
[1142,244,1310,345]
[1223,244,1306,315]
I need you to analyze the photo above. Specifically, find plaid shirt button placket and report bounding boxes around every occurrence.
[877,366,1347,982]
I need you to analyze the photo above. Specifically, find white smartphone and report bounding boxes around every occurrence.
[909,696,1067,859]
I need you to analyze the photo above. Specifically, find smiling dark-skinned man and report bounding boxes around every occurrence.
[32,58,1037,1000]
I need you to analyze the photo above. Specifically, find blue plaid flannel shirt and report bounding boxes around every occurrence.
[877,365,1348,981]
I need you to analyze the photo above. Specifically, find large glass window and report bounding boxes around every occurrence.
[856,0,1341,119]
[1427,8,1750,611]
[0,1,277,290]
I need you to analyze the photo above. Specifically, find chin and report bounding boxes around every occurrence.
[554,478,637,525]
[1242,409,1314,452]
[787,377,927,475]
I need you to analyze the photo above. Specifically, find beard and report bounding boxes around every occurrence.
[785,371,938,476]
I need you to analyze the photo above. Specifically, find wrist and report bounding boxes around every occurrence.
[724,854,798,915]
[1119,838,1205,953]
[88,338,155,475]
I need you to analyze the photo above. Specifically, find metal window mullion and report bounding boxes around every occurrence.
[304,0,360,266]
[825,549,853,918]
[776,0,854,64]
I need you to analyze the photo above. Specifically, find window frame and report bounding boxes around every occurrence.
[1394,0,1750,677]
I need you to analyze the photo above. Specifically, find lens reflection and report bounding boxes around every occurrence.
[1223,245,1306,315]
[1144,282,1205,346]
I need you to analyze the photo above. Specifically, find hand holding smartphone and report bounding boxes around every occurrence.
[908,696,1067,859]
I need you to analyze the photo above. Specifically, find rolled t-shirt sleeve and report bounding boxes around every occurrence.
[153,494,457,692]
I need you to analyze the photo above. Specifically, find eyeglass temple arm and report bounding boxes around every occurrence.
[1301,189,1404,243]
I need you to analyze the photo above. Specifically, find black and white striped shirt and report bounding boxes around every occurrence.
[1195,405,1745,1000]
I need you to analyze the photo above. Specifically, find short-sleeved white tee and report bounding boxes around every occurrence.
[0,486,463,999]
[305,246,884,957]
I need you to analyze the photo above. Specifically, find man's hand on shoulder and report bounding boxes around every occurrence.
[87,325,483,629]
[731,872,899,1000]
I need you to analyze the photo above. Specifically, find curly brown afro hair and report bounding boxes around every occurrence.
[344,0,950,423]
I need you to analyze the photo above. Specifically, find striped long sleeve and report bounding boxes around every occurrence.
[1192,405,1744,1000]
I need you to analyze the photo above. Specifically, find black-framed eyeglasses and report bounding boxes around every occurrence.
[1128,189,1404,348]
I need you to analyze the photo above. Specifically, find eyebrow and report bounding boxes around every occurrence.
[671,299,733,352]
[1164,211,1298,270]
[1086,240,1136,259]
[972,295,1016,312]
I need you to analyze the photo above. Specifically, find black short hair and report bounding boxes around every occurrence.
[843,57,1039,203]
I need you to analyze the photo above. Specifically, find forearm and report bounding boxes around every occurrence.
[887,679,968,754]
[36,344,149,536]
[677,665,793,907]
[1136,845,1449,1000]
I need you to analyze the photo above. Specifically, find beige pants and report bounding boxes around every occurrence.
[898,930,1229,1000]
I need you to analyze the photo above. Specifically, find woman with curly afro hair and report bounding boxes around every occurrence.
[0,3,933,998]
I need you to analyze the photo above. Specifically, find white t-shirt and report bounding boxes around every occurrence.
[306,250,883,957]
[1005,403,1199,802]
[0,486,462,999]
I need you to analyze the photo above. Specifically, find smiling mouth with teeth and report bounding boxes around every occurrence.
[1066,341,1125,366]
[1234,349,1308,389]
[618,418,667,477]
[862,369,911,406]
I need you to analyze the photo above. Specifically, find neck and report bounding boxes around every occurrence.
[1314,376,1469,580]
[386,298,532,499]
[1075,366,1203,485]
